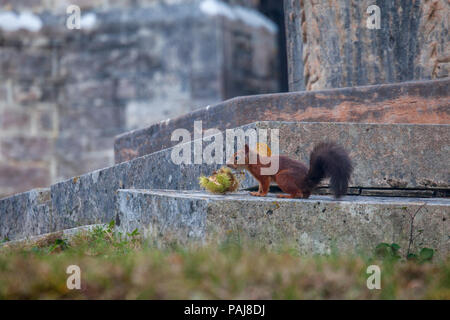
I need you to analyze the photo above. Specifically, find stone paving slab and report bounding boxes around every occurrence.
[0,188,51,241]
[115,78,450,163]
[116,189,450,258]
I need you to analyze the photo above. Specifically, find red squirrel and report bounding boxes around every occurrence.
[227,142,353,199]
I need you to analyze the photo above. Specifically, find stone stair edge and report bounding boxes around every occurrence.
[117,189,450,206]
[116,188,450,258]
[0,187,50,202]
[114,119,450,161]
[115,77,450,140]
[113,78,450,163]
[253,120,450,128]
[0,224,106,249]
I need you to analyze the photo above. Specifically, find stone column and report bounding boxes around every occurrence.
[284,0,449,91]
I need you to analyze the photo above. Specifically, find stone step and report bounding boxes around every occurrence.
[0,188,51,241]
[51,121,448,233]
[3,120,449,240]
[116,189,450,258]
[0,224,105,249]
[114,78,450,163]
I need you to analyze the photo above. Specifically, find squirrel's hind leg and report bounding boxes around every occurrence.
[275,171,302,196]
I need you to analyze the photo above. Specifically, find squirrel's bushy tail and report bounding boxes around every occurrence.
[306,142,353,198]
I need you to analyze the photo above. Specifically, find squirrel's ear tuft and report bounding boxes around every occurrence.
[244,144,249,154]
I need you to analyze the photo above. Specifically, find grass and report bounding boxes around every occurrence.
[0,224,449,299]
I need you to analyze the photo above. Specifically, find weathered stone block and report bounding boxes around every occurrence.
[0,47,53,79]
[55,134,115,181]
[116,189,450,258]
[0,188,52,241]
[284,0,450,91]
[59,50,141,82]
[58,80,117,109]
[1,136,52,162]
[12,79,56,104]
[114,78,450,163]
[58,105,125,132]
[37,108,55,132]
[1,108,31,130]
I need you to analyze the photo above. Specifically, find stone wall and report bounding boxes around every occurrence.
[0,0,278,197]
[284,0,449,91]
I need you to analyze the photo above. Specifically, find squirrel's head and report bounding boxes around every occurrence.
[227,144,250,169]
